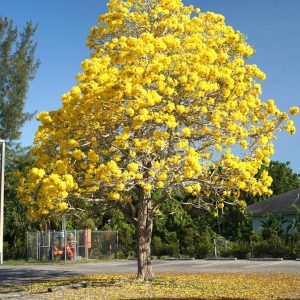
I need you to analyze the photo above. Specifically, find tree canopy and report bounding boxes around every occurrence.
[19,0,298,279]
[267,161,300,195]
[0,17,39,141]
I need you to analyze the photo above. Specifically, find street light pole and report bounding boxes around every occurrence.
[0,139,5,265]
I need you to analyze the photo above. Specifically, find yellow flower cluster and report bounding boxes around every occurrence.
[289,106,299,116]
[18,170,76,218]
[19,0,298,218]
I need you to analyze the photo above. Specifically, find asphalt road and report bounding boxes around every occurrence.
[0,259,299,286]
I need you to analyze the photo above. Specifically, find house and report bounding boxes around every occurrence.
[247,188,300,232]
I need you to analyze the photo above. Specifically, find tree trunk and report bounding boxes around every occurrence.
[136,190,154,281]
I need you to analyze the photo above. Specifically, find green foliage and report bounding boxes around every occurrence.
[195,227,214,258]
[151,232,180,258]
[163,232,180,257]
[267,161,300,195]
[4,146,33,259]
[151,198,217,258]
[151,236,164,257]
[214,205,252,241]
[102,211,136,258]
[152,199,191,257]
[260,214,287,239]
[230,241,251,259]
[181,228,196,257]
[219,240,251,259]
[251,233,287,258]
[286,232,300,259]
[248,222,300,259]
[287,206,300,234]
[0,17,39,141]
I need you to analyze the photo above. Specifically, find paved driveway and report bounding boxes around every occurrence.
[0,259,299,286]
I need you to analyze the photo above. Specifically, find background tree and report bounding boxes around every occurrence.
[102,211,136,258]
[19,0,298,280]
[267,161,300,195]
[4,147,33,259]
[0,17,39,258]
[0,17,39,140]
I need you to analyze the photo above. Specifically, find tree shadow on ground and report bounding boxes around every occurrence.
[0,268,78,286]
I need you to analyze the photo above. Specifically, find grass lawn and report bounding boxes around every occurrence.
[2,258,115,266]
[1,273,300,299]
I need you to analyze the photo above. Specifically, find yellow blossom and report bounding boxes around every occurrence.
[127,162,139,172]
[289,106,299,116]
[182,127,192,137]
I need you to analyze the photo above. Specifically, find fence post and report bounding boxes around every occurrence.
[74,229,77,261]
[85,229,88,260]
[214,238,217,258]
[48,230,51,261]
[26,231,29,262]
[40,231,43,262]
[64,229,67,263]
[115,230,118,259]
[36,231,39,260]
[39,231,42,261]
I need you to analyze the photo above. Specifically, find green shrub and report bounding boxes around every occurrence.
[195,243,212,258]
[194,228,214,258]
[165,241,180,257]
[116,250,126,259]
[252,234,286,258]
[127,250,136,259]
[151,235,180,258]
[267,234,286,257]
[219,247,232,258]
[251,240,267,258]
[292,242,300,259]
[231,241,251,259]
[152,236,164,257]
[285,239,300,259]
[181,228,196,257]
[183,245,196,257]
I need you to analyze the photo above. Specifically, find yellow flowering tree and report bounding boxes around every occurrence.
[19,0,298,280]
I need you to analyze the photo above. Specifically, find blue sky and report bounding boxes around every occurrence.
[1,0,300,173]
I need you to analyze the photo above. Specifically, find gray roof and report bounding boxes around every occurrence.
[247,188,300,215]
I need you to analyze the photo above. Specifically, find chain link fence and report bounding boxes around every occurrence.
[213,237,228,258]
[26,230,118,262]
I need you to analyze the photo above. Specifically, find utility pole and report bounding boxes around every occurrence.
[0,139,5,264]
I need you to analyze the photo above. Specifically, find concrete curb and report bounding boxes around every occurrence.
[205,257,237,261]
[248,258,283,261]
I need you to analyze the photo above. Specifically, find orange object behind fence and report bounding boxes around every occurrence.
[66,242,75,257]
[53,245,63,256]
[82,229,92,249]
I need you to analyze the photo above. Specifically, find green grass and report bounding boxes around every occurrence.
[3,259,32,265]
[3,257,118,266]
